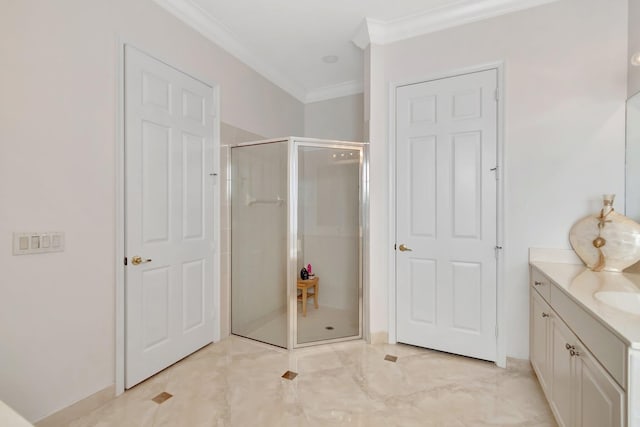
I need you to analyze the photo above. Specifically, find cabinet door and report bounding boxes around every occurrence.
[549,315,574,427]
[530,288,550,392]
[574,344,625,427]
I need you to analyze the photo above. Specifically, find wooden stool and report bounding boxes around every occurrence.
[297,276,319,317]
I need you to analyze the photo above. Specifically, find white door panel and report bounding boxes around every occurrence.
[125,46,216,388]
[396,69,498,361]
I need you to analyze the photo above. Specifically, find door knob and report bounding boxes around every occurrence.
[398,244,413,252]
[131,256,152,265]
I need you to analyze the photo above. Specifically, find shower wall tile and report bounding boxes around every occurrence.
[304,235,359,311]
[299,148,360,311]
[230,141,287,346]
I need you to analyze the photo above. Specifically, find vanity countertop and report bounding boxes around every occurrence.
[531,260,640,349]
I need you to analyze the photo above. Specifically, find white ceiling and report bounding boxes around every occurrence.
[154,0,557,103]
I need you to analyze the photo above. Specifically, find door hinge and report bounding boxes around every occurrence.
[494,246,503,258]
[490,166,499,180]
[394,243,397,250]
[209,172,219,186]
[124,257,127,266]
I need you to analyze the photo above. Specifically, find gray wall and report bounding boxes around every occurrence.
[304,94,365,141]
[366,0,628,358]
[0,0,303,422]
[629,0,640,97]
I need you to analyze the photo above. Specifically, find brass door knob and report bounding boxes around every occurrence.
[398,244,413,252]
[131,256,152,265]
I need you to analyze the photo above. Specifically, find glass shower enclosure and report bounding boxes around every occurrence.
[231,137,368,348]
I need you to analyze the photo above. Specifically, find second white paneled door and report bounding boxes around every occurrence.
[125,46,216,388]
[396,69,498,362]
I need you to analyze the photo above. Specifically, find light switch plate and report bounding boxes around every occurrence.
[13,232,65,255]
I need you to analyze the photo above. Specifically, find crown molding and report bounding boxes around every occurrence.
[304,80,364,104]
[155,0,557,103]
[153,0,309,102]
[352,0,560,48]
[352,20,371,50]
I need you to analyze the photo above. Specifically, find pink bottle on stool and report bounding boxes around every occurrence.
[307,263,314,278]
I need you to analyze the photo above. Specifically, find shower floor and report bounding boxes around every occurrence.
[237,305,360,347]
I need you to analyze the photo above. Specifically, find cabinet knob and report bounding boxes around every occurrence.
[534,281,543,286]
[541,312,550,318]
[569,349,581,357]
[565,343,575,351]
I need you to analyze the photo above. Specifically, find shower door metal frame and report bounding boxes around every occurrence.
[287,137,369,349]
[230,137,369,350]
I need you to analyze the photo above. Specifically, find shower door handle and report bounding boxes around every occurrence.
[398,244,412,252]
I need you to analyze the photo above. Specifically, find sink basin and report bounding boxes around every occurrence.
[594,291,640,315]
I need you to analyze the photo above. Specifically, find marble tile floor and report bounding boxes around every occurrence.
[69,336,557,427]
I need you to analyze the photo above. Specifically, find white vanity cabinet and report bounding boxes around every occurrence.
[573,341,625,427]
[530,266,626,427]
[530,288,551,392]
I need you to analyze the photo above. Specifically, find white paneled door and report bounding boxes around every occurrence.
[396,69,498,362]
[125,46,216,388]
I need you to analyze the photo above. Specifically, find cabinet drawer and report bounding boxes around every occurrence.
[531,267,551,303]
[550,285,627,389]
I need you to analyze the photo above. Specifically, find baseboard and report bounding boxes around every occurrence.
[506,356,533,372]
[35,385,114,427]
[370,331,388,344]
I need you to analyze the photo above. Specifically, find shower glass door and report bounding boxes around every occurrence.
[231,141,288,348]
[294,144,363,345]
